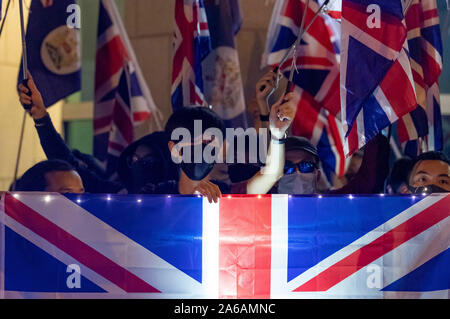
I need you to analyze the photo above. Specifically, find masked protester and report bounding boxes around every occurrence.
[117,132,178,194]
[407,152,450,194]
[165,92,297,202]
[276,137,321,194]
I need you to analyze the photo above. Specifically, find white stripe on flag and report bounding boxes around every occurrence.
[4,214,126,294]
[202,197,219,298]
[14,193,204,297]
[285,195,446,293]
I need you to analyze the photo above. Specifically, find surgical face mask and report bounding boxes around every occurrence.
[407,184,450,194]
[278,172,317,194]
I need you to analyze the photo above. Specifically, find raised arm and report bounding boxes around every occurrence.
[18,72,123,194]
[18,72,76,163]
[246,92,297,194]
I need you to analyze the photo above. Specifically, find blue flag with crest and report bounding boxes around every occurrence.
[18,0,81,107]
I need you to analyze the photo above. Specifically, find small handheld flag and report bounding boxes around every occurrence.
[18,0,81,108]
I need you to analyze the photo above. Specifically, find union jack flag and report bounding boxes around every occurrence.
[171,0,212,110]
[341,0,418,157]
[264,0,347,177]
[94,0,156,175]
[1,193,449,298]
[291,88,347,179]
[397,0,443,156]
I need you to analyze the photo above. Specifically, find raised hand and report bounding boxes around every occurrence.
[269,92,297,140]
[18,71,47,120]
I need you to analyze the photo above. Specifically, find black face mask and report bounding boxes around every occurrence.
[178,143,217,181]
[228,164,260,183]
[180,162,215,181]
[128,158,164,193]
[407,184,450,194]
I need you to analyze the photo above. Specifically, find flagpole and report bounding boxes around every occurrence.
[282,0,329,97]
[12,0,29,189]
[18,0,28,81]
[0,0,11,39]
[403,0,414,16]
[261,0,329,93]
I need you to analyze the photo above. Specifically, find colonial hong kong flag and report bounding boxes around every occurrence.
[202,0,248,129]
[341,0,417,156]
[264,0,346,177]
[1,192,449,298]
[18,0,81,107]
[95,0,158,175]
[171,0,212,110]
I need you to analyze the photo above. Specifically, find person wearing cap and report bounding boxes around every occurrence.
[276,136,321,194]
[274,134,390,194]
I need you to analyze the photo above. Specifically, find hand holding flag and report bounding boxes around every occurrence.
[269,92,297,140]
[18,71,48,120]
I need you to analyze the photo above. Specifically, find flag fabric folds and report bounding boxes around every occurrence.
[202,0,248,128]
[18,0,81,107]
[171,0,212,110]
[397,0,444,156]
[264,0,347,177]
[340,0,418,156]
[94,0,157,175]
[1,192,449,298]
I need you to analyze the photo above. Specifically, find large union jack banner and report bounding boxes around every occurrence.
[0,193,448,299]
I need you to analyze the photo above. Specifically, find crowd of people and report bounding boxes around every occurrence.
[11,70,450,202]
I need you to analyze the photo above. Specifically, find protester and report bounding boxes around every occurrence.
[253,70,390,195]
[164,90,297,199]
[18,72,156,194]
[13,159,85,194]
[275,136,321,194]
[19,72,298,201]
[385,157,414,194]
[267,134,390,194]
[407,152,450,193]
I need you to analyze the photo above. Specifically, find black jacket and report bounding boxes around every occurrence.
[34,114,123,194]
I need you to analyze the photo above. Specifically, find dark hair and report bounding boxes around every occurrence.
[408,151,450,183]
[412,151,450,166]
[165,106,226,142]
[13,159,75,192]
[385,157,414,192]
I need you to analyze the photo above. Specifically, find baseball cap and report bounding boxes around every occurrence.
[285,136,319,161]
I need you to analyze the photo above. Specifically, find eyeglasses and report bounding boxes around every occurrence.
[284,160,318,175]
